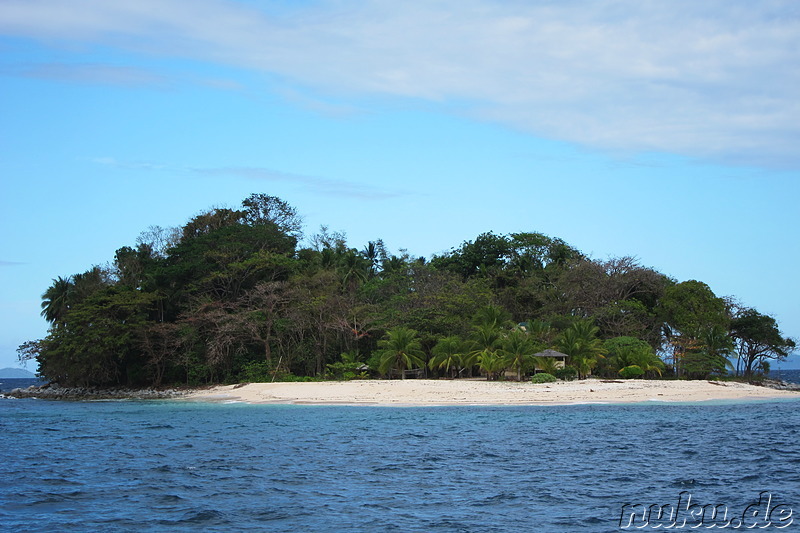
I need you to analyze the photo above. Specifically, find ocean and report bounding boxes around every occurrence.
[770,368,800,385]
[2,380,800,532]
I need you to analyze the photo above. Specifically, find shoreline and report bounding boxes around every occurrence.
[182,378,800,406]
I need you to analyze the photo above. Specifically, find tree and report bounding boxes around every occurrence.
[241,193,303,239]
[602,336,665,378]
[731,309,795,377]
[557,319,605,379]
[239,281,289,363]
[139,322,183,387]
[467,322,503,377]
[430,231,512,280]
[136,225,181,258]
[472,305,512,328]
[500,329,536,381]
[428,336,465,378]
[477,350,507,381]
[659,280,729,375]
[376,327,426,378]
[36,287,156,386]
[41,276,74,326]
[532,355,559,375]
[181,207,243,242]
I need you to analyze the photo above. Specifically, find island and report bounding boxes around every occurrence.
[17,194,796,394]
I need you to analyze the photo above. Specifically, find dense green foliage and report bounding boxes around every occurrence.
[20,194,796,386]
[531,373,557,384]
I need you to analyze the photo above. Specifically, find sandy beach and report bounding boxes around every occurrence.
[184,379,800,406]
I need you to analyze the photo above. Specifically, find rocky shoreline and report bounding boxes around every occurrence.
[762,378,800,391]
[3,383,188,401]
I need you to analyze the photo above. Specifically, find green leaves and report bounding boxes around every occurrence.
[376,327,426,377]
[731,308,796,376]
[429,336,466,375]
[556,319,606,378]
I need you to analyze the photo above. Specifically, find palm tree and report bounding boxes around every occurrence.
[428,336,465,378]
[339,250,370,289]
[72,266,107,300]
[376,327,426,378]
[466,322,502,377]
[500,329,535,381]
[361,240,386,279]
[477,350,508,381]
[525,319,555,346]
[533,355,559,375]
[603,336,665,378]
[41,276,74,325]
[380,255,406,277]
[557,319,605,379]
[472,305,512,328]
[683,325,735,378]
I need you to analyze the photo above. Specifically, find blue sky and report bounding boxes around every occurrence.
[1,0,798,370]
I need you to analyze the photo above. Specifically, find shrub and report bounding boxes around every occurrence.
[555,366,577,381]
[531,372,557,384]
[239,360,320,383]
[326,361,368,381]
[239,361,274,382]
[619,365,644,379]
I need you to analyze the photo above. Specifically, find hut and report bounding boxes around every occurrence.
[532,349,568,371]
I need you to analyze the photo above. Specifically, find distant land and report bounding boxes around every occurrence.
[0,367,35,378]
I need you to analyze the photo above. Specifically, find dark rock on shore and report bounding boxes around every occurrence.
[761,379,800,391]
[6,382,188,401]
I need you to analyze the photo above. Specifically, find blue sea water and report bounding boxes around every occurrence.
[771,369,800,385]
[0,378,44,394]
[2,391,800,533]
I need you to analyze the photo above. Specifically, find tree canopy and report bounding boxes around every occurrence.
[20,193,795,387]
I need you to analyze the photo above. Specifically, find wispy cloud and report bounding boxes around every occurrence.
[90,156,170,171]
[13,62,168,87]
[3,0,799,168]
[0,260,26,266]
[192,166,408,200]
[89,156,407,200]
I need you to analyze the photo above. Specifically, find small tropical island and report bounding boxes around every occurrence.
[15,194,797,403]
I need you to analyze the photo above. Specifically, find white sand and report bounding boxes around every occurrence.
[183,379,800,406]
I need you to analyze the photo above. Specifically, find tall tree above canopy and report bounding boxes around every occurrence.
[731,308,796,377]
[430,231,512,279]
[241,194,303,239]
[660,280,729,339]
[507,232,581,274]
[181,207,243,242]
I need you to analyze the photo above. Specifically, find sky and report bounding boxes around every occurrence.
[1,0,798,370]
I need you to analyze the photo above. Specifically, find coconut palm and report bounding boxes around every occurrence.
[339,250,370,288]
[466,322,503,376]
[376,327,426,378]
[41,276,74,325]
[525,319,555,346]
[472,305,512,328]
[557,319,606,379]
[500,329,536,381]
[477,350,508,381]
[428,336,465,378]
[603,336,665,378]
[533,355,559,375]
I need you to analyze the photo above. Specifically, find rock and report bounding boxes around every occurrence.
[4,385,188,401]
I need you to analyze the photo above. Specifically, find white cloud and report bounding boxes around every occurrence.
[2,0,799,167]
